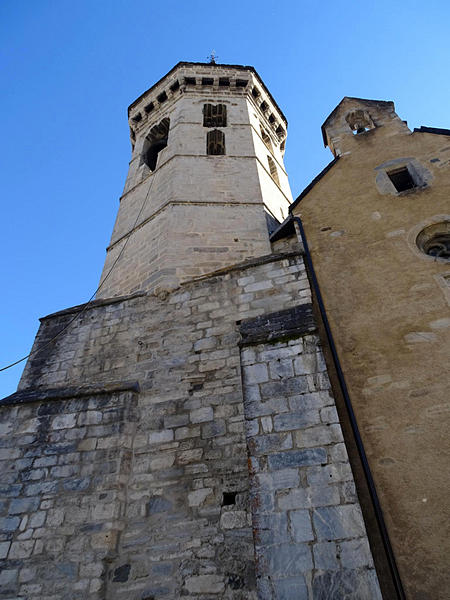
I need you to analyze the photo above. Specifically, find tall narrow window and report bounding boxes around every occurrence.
[207,130,225,155]
[268,156,279,185]
[142,117,170,171]
[203,104,227,127]
[260,125,273,153]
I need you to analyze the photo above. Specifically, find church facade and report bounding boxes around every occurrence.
[0,62,448,599]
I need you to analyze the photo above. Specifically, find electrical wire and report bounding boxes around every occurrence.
[0,169,158,374]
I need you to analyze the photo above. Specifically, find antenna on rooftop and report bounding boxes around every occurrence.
[207,50,218,64]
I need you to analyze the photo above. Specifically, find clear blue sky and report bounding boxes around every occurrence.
[1,0,449,397]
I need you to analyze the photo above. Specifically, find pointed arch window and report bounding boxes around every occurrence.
[142,117,170,171]
[267,156,279,185]
[260,125,273,153]
[207,130,225,155]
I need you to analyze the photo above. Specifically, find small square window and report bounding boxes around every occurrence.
[202,77,214,86]
[144,102,154,114]
[170,80,180,92]
[219,77,230,87]
[236,79,248,88]
[185,77,196,85]
[387,167,416,192]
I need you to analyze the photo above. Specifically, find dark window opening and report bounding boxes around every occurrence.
[424,236,450,259]
[203,104,227,128]
[260,125,273,153]
[387,167,416,192]
[202,77,214,86]
[170,80,180,92]
[268,114,275,124]
[276,125,285,139]
[252,87,260,98]
[236,79,248,87]
[131,112,142,123]
[268,156,280,185]
[130,128,136,141]
[346,109,375,135]
[142,117,170,171]
[222,492,237,506]
[280,140,285,153]
[260,101,268,111]
[157,91,168,104]
[416,222,450,261]
[185,77,196,85]
[219,77,230,87]
[207,129,225,155]
[144,102,154,114]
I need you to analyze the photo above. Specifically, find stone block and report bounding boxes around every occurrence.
[254,513,289,545]
[296,424,343,447]
[0,541,11,559]
[8,540,35,559]
[313,505,366,541]
[260,543,313,576]
[273,576,308,600]
[0,568,18,586]
[1,516,20,531]
[289,510,314,542]
[274,411,320,432]
[340,537,374,568]
[52,414,77,429]
[311,569,382,600]
[9,497,40,515]
[188,487,212,507]
[313,541,339,570]
[148,429,174,444]
[185,574,225,594]
[190,406,213,423]
[248,432,292,455]
[244,363,269,384]
[220,510,248,529]
[268,448,327,470]
[201,419,226,438]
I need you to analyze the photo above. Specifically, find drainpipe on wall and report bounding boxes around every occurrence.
[291,215,406,600]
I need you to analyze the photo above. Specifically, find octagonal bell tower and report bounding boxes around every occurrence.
[98,61,292,297]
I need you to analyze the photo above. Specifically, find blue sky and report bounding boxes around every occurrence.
[1,0,449,396]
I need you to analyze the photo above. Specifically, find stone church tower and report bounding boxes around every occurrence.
[0,64,400,600]
[99,62,291,297]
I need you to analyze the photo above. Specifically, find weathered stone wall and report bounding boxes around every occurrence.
[98,63,291,298]
[0,386,138,599]
[295,98,450,598]
[2,251,381,598]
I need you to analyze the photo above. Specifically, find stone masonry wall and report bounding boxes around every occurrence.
[240,338,381,598]
[2,250,381,599]
[0,387,138,599]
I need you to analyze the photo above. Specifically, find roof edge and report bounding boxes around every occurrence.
[127,61,287,125]
[413,126,450,137]
[289,156,340,213]
[321,97,395,147]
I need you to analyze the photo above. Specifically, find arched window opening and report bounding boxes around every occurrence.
[207,130,225,155]
[142,117,170,171]
[203,104,227,127]
[416,222,450,261]
[345,110,375,135]
[268,156,279,185]
[260,125,273,153]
